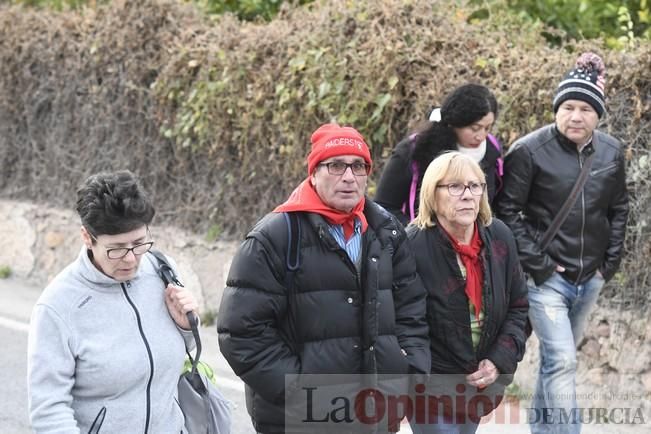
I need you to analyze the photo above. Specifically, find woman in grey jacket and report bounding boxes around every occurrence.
[27,170,198,434]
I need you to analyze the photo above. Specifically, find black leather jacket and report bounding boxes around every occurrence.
[495,124,628,286]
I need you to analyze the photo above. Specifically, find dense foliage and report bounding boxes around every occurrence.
[10,0,651,47]
[1,0,650,307]
[8,0,106,10]
[499,0,650,48]
[194,0,313,21]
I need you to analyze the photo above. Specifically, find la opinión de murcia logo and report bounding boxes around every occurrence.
[296,383,511,431]
[288,383,647,430]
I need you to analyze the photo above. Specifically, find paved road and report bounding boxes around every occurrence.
[0,277,33,434]
[0,320,30,433]
[0,277,256,434]
[1,277,647,434]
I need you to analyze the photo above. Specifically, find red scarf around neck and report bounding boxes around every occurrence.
[440,222,484,319]
[273,178,368,240]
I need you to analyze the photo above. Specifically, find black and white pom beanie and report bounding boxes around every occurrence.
[553,52,607,118]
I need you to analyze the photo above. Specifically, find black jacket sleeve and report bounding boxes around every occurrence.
[217,231,301,403]
[600,151,629,281]
[390,227,431,374]
[495,144,556,285]
[375,138,415,226]
[484,221,529,377]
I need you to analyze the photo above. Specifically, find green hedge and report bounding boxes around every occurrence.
[0,0,649,304]
[501,0,651,47]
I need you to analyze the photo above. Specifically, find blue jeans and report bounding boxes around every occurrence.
[527,271,604,434]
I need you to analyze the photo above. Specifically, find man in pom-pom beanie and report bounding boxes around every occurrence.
[218,123,430,433]
[496,53,629,434]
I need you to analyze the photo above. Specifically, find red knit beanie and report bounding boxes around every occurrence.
[307,123,372,174]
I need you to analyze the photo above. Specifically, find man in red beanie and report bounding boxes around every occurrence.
[218,123,430,433]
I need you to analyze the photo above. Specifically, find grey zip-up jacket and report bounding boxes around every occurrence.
[28,248,193,434]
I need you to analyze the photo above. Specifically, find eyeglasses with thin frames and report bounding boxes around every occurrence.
[318,161,370,176]
[88,230,155,260]
[437,182,486,196]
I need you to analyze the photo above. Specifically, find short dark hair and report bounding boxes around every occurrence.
[76,170,155,237]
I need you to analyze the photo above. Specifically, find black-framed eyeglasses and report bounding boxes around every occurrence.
[318,161,370,176]
[437,182,486,196]
[88,231,155,260]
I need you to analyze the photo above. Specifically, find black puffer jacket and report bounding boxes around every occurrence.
[495,124,629,286]
[375,136,501,226]
[407,219,529,379]
[218,200,430,433]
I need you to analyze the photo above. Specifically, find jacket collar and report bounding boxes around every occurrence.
[433,220,491,254]
[77,246,143,290]
[553,125,596,157]
[305,197,397,249]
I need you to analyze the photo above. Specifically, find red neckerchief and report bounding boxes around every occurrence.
[440,222,484,319]
[273,178,368,240]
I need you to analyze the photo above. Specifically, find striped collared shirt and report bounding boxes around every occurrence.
[327,219,363,263]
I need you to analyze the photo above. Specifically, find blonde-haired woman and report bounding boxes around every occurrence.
[407,152,528,434]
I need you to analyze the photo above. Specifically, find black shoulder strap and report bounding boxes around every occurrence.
[539,152,596,251]
[149,250,201,368]
[149,249,184,287]
[282,212,302,354]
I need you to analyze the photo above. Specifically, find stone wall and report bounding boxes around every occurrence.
[2,199,649,419]
[515,316,651,420]
[0,199,238,315]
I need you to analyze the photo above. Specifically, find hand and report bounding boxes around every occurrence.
[466,359,499,389]
[165,284,199,330]
[556,265,566,273]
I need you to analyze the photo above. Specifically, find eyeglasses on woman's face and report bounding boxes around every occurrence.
[436,182,486,196]
[88,231,154,260]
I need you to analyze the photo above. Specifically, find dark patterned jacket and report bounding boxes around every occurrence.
[407,219,528,380]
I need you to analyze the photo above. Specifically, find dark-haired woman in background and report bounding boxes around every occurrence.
[375,83,502,225]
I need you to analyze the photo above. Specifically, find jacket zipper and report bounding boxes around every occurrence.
[88,406,106,434]
[121,282,154,434]
[318,224,365,346]
[577,153,586,284]
[476,239,492,360]
[334,229,367,356]
[590,162,617,176]
[448,233,491,362]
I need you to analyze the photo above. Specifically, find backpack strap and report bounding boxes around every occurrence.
[401,134,420,222]
[282,212,302,354]
[487,134,504,177]
[283,212,301,275]
[407,161,419,221]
